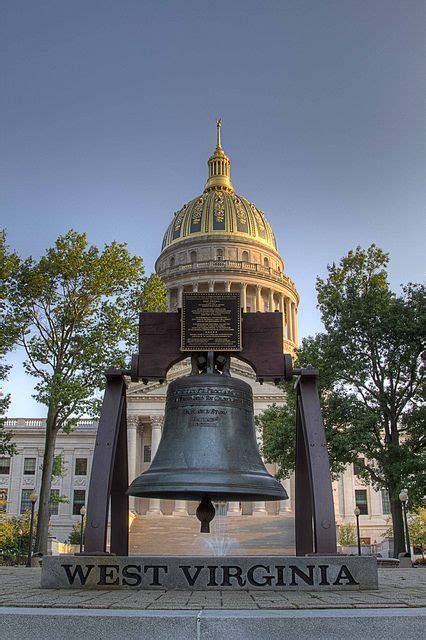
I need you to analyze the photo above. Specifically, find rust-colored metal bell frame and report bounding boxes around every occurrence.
[127,373,287,506]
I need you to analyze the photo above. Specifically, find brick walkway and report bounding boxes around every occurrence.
[0,567,424,610]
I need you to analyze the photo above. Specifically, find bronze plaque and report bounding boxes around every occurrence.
[181,292,241,352]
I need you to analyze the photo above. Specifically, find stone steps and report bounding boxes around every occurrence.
[129,514,296,556]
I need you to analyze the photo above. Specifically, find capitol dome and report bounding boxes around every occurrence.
[160,121,277,252]
[161,192,277,252]
[155,120,299,353]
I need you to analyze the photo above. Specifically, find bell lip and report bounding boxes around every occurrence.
[127,484,287,502]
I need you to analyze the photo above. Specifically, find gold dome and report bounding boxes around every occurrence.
[160,120,278,252]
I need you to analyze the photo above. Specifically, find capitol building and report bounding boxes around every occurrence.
[1,123,391,549]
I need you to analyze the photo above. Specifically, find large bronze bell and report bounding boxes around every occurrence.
[127,372,287,530]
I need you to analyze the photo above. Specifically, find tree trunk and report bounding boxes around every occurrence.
[390,493,406,558]
[33,405,59,555]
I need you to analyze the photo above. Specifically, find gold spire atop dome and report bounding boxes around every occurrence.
[216,117,222,148]
[204,118,234,193]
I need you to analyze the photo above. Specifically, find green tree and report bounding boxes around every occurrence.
[6,230,166,555]
[260,246,425,557]
[409,507,426,556]
[68,516,86,545]
[338,524,357,546]
[0,231,22,456]
[0,509,38,557]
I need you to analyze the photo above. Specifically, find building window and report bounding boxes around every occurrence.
[190,250,197,263]
[0,458,10,474]
[355,489,368,515]
[170,256,175,268]
[49,489,60,516]
[242,250,249,262]
[75,458,87,476]
[143,445,151,463]
[20,489,33,514]
[216,248,223,260]
[0,489,7,511]
[23,457,36,475]
[72,489,85,515]
[353,458,365,476]
[264,257,269,267]
[381,491,391,515]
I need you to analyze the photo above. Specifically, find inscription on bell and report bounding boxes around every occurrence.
[185,407,228,427]
[181,292,241,352]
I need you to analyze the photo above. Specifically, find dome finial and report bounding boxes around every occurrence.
[216,117,222,149]
[204,119,234,193]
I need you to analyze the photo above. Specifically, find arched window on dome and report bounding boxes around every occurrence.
[190,250,197,263]
[264,257,269,268]
[170,256,175,268]
[242,250,249,263]
[216,248,224,260]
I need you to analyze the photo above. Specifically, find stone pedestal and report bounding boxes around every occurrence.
[41,555,379,591]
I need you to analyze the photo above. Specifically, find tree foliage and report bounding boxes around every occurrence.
[338,524,357,546]
[409,507,426,553]
[260,245,425,556]
[0,231,21,455]
[5,230,167,554]
[68,517,86,545]
[0,508,37,557]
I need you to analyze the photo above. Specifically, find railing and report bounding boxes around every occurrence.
[3,417,98,429]
[158,259,296,289]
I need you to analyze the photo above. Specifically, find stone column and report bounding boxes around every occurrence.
[60,450,74,519]
[225,280,231,292]
[172,500,188,516]
[209,280,215,292]
[255,285,262,312]
[227,501,241,516]
[290,302,296,344]
[268,289,274,312]
[177,286,183,308]
[166,289,171,310]
[241,282,247,312]
[284,297,291,341]
[252,501,267,516]
[279,477,292,513]
[127,415,139,513]
[294,305,299,345]
[147,416,164,516]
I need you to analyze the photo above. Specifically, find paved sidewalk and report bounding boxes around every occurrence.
[0,568,424,610]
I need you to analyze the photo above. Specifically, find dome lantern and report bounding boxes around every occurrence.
[204,118,234,193]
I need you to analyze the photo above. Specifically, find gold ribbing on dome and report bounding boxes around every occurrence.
[204,118,234,193]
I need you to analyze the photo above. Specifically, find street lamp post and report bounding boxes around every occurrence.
[354,507,361,556]
[399,488,411,556]
[18,528,23,560]
[26,491,38,567]
[79,506,86,553]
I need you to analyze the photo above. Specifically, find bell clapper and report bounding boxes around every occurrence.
[196,496,216,533]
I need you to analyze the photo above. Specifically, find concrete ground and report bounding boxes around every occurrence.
[0,606,425,640]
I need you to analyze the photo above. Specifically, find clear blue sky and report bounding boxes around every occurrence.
[2,1,425,416]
